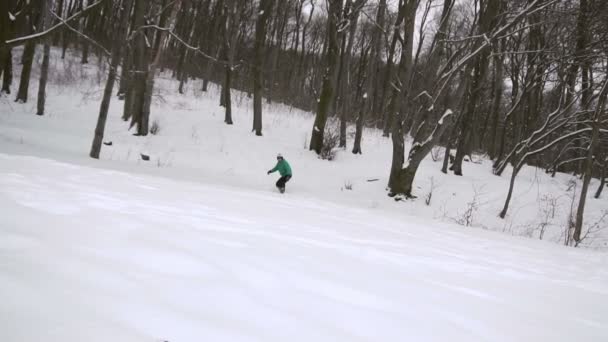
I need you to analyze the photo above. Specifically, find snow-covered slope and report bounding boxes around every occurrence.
[1,49,606,247]
[1,153,607,342]
[1,47,608,341]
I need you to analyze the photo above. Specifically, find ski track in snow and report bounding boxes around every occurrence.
[1,154,607,342]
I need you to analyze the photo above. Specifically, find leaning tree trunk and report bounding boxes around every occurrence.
[392,110,454,197]
[90,0,134,159]
[252,0,274,136]
[309,0,343,154]
[573,79,607,243]
[139,0,180,135]
[499,162,523,218]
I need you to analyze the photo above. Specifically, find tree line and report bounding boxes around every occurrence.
[0,0,607,245]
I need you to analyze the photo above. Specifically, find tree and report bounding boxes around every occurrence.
[574,77,608,243]
[90,0,134,159]
[15,3,42,103]
[252,0,275,136]
[309,0,344,155]
[451,0,502,176]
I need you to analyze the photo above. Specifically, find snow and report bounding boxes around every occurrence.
[1,46,608,341]
[438,108,453,124]
[2,154,608,342]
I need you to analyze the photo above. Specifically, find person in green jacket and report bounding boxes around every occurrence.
[267,153,292,193]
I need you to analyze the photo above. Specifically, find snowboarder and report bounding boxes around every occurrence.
[267,154,292,193]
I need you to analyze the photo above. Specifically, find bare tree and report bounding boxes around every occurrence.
[309,0,344,155]
[90,0,134,159]
[252,0,275,136]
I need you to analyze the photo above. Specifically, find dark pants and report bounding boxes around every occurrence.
[276,175,291,188]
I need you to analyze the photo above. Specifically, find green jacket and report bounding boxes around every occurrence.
[270,159,292,176]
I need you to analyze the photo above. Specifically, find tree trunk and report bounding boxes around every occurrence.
[595,158,607,199]
[128,0,151,135]
[452,0,501,176]
[252,0,274,136]
[36,43,50,115]
[573,79,607,243]
[0,0,9,87]
[91,0,134,158]
[380,21,402,137]
[392,110,454,197]
[15,41,36,103]
[499,162,521,218]
[224,65,233,124]
[309,0,343,154]
[221,0,241,125]
[1,49,11,94]
[52,0,66,46]
[370,0,386,130]
[35,0,53,116]
[337,1,360,148]
[117,51,130,98]
[387,0,419,190]
[487,40,505,159]
[352,41,371,155]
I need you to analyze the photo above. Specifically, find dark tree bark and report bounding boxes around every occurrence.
[309,0,344,154]
[452,0,501,176]
[221,0,242,125]
[128,0,152,135]
[36,43,50,115]
[52,0,66,46]
[388,0,417,190]
[15,1,44,104]
[595,157,607,199]
[252,0,275,136]
[391,110,454,197]
[117,50,130,99]
[15,42,36,103]
[486,40,505,159]
[139,0,179,135]
[352,38,372,155]
[90,0,134,159]
[0,0,9,95]
[1,49,11,94]
[369,0,387,129]
[36,0,55,116]
[337,0,363,148]
[573,79,607,243]
[380,6,406,137]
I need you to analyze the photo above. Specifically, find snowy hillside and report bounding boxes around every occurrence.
[2,154,608,342]
[1,48,608,341]
[1,48,607,248]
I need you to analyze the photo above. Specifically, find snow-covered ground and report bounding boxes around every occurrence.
[1,47,608,341]
[2,153,608,341]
